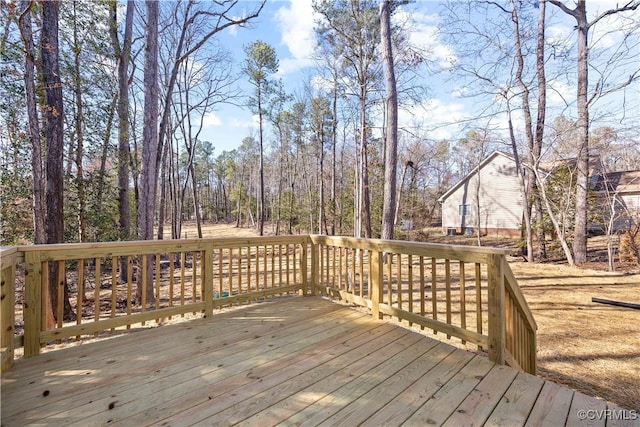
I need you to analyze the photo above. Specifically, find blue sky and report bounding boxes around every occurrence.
[197,0,640,156]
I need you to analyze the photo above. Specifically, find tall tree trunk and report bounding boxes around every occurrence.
[572,2,590,264]
[72,0,86,243]
[111,0,134,247]
[380,0,398,242]
[18,0,45,245]
[319,132,325,235]
[534,0,547,260]
[258,95,265,236]
[137,0,159,303]
[42,0,74,320]
[394,162,411,227]
[157,140,169,240]
[189,162,203,238]
[331,82,337,236]
[96,95,117,216]
[359,93,372,238]
[509,0,533,262]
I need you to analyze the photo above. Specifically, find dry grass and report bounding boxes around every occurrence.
[510,261,640,411]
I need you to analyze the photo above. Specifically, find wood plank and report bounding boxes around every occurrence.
[282,338,438,426]
[525,381,574,427]
[605,405,640,427]
[2,298,351,420]
[484,371,545,427]
[124,323,412,426]
[5,307,369,424]
[231,332,439,427]
[186,328,424,426]
[2,295,627,427]
[442,364,518,427]
[312,341,453,427]
[360,347,475,427]
[566,391,608,427]
[64,320,394,427]
[4,297,335,377]
[400,354,495,426]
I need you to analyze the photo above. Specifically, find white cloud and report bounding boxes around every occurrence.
[394,8,457,70]
[405,98,470,140]
[274,0,317,75]
[230,115,260,130]
[202,112,222,127]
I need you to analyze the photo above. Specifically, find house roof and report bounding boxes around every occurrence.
[437,151,517,203]
[538,154,603,176]
[593,170,640,193]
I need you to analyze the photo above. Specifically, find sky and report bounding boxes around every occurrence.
[197,0,640,156]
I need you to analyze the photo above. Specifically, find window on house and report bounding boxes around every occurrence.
[459,204,471,216]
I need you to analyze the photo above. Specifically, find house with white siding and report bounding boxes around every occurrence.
[593,170,640,231]
[438,151,527,237]
[438,151,640,237]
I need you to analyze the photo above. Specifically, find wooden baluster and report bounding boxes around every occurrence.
[475,262,482,350]
[370,250,383,320]
[169,253,175,318]
[387,253,393,306]
[419,256,425,330]
[431,258,437,334]
[76,258,84,340]
[460,261,466,344]
[408,254,413,326]
[445,259,451,339]
[23,252,42,357]
[155,253,161,320]
[94,258,100,335]
[180,252,186,315]
[396,253,402,307]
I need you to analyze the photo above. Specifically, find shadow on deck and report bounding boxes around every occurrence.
[2,297,636,426]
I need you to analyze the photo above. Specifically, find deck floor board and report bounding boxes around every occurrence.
[2,296,636,426]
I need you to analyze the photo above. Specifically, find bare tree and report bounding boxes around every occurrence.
[380,0,398,242]
[548,0,640,264]
[18,0,45,245]
[138,0,159,302]
[42,0,74,320]
[109,0,134,246]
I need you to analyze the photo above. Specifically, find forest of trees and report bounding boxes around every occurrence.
[1,0,639,268]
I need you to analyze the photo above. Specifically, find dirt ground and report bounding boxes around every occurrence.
[509,261,639,411]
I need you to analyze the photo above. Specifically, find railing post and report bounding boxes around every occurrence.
[310,238,318,296]
[487,254,506,366]
[203,243,214,317]
[23,251,42,357]
[1,251,16,371]
[370,249,383,320]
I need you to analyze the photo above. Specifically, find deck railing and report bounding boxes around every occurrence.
[309,235,537,374]
[0,235,536,374]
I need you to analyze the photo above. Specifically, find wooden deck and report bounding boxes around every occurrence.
[1,297,637,426]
